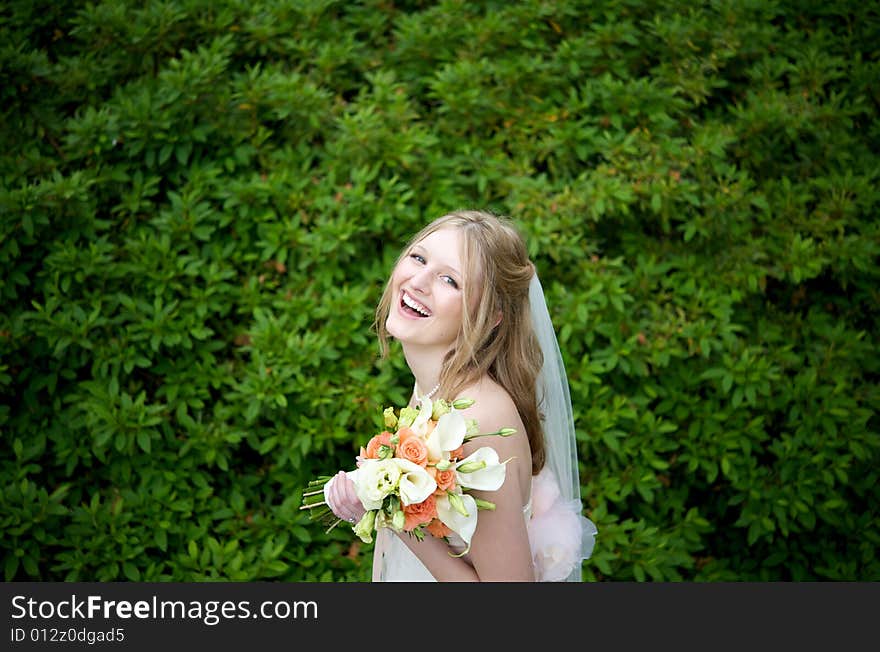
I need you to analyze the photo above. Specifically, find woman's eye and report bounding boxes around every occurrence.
[410,253,425,264]
[442,276,459,289]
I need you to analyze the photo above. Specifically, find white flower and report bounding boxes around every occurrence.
[394,458,437,506]
[410,396,434,436]
[348,459,401,510]
[454,446,506,491]
[436,491,478,548]
[425,409,467,462]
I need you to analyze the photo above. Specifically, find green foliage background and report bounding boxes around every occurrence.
[2,0,878,581]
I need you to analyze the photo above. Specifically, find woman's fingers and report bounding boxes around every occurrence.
[341,474,357,502]
[341,476,364,522]
[326,471,361,523]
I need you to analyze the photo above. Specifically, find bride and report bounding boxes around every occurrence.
[325,210,596,581]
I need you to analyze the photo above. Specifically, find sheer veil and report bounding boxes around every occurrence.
[528,273,598,582]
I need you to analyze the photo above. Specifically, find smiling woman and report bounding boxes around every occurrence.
[323,209,596,582]
[385,228,466,353]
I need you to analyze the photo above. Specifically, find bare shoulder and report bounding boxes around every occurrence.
[455,377,521,432]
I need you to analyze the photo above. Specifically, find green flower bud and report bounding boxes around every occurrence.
[456,459,487,474]
[453,398,476,410]
[397,406,418,428]
[431,399,452,420]
[353,510,376,544]
[446,491,470,517]
[392,509,405,530]
[474,498,496,511]
[383,407,398,429]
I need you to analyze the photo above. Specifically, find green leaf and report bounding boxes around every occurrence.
[22,555,39,577]
[4,555,19,581]
[123,562,141,581]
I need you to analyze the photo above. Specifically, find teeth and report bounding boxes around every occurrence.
[402,291,431,317]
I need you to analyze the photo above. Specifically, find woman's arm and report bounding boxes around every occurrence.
[395,382,535,581]
[393,460,534,581]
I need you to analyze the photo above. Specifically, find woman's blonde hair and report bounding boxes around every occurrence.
[374,210,545,474]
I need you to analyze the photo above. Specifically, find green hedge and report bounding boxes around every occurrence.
[2,0,878,581]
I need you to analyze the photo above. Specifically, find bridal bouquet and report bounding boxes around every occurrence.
[300,396,514,554]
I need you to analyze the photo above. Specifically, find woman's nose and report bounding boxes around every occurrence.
[410,267,432,294]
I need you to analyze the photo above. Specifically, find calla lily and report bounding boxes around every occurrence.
[431,398,452,420]
[425,409,467,462]
[394,458,437,505]
[410,396,434,436]
[436,492,478,548]
[454,447,506,491]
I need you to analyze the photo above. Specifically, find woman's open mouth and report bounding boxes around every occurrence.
[400,290,432,318]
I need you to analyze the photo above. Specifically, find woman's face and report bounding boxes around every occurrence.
[385,227,469,351]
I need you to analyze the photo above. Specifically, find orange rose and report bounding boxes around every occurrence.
[364,431,393,459]
[433,468,456,492]
[426,518,452,538]
[396,428,428,467]
[403,494,437,531]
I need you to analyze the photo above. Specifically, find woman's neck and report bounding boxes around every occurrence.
[401,343,447,400]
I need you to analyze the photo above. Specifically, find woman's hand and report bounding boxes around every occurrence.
[325,470,366,524]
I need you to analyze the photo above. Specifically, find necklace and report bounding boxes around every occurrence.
[418,382,441,400]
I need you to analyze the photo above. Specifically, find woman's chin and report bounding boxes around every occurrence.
[387,314,454,351]
[385,316,412,342]
[388,310,424,337]
[387,321,426,347]
[387,324,418,344]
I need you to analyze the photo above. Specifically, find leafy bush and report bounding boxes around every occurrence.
[2,0,877,581]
